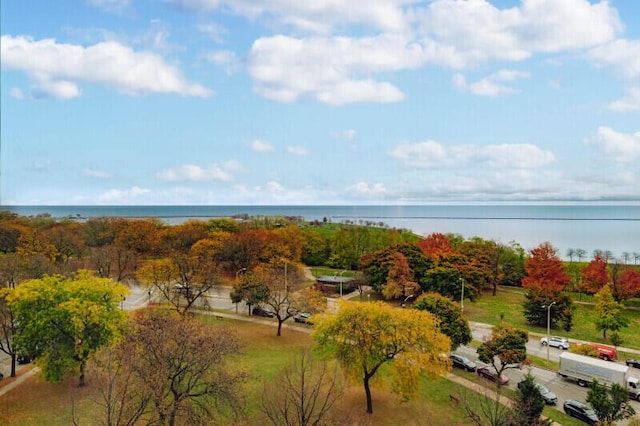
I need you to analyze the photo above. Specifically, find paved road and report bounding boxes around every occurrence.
[454,345,640,424]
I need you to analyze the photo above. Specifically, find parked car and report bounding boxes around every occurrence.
[517,380,557,405]
[17,354,32,364]
[293,312,312,324]
[476,366,509,385]
[450,354,477,372]
[252,306,275,317]
[563,400,599,425]
[540,336,570,350]
[626,359,640,369]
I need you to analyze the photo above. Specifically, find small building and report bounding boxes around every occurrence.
[315,275,355,295]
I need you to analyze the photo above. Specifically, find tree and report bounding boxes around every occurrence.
[522,242,569,295]
[313,301,450,414]
[509,371,550,426]
[522,291,574,331]
[615,269,640,301]
[413,292,471,350]
[359,243,433,293]
[580,255,609,294]
[477,324,528,390]
[230,272,270,315]
[594,285,629,340]
[9,270,128,386]
[380,252,420,300]
[587,379,636,424]
[100,310,247,425]
[260,349,344,426]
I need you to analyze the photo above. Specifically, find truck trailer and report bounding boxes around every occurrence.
[558,352,640,400]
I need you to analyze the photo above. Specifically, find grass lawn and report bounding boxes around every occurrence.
[0,316,512,426]
[465,287,640,351]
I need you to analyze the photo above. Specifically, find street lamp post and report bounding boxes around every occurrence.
[401,294,414,308]
[542,301,556,363]
[460,277,465,313]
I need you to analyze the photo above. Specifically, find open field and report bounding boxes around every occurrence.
[465,287,640,351]
[0,315,586,426]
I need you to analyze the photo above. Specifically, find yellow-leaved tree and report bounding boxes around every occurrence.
[312,301,451,414]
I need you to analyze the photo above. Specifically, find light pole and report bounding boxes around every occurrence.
[460,277,465,313]
[401,294,414,308]
[542,301,556,363]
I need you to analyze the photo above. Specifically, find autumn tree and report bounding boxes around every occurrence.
[256,260,319,336]
[260,349,344,426]
[380,252,420,301]
[581,255,609,294]
[594,285,629,340]
[360,243,433,293]
[100,310,247,425]
[301,229,330,266]
[615,269,640,301]
[0,288,18,377]
[230,272,270,315]
[413,292,472,350]
[522,243,573,330]
[313,301,450,414]
[477,324,528,390]
[9,270,128,386]
[418,232,455,261]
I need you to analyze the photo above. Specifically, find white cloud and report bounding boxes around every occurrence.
[286,145,310,156]
[251,139,274,152]
[587,127,640,163]
[454,69,530,97]
[97,186,151,203]
[0,35,212,99]
[589,39,640,81]
[82,168,112,179]
[204,50,239,75]
[248,34,416,105]
[156,163,237,182]
[346,182,389,198]
[389,140,555,169]
[332,129,357,141]
[88,0,130,14]
[197,23,227,43]
[609,87,640,112]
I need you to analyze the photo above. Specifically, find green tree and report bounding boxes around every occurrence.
[230,272,270,315]
[594,285,629,340]
[9,270,128,386]
[510,372,550,426]
[413,292,471,350]
[587,379,636,424]
[313,301,450,414]
[477,324,528,389]
[522,291,574,331]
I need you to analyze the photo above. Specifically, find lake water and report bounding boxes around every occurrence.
[2,204,639,260]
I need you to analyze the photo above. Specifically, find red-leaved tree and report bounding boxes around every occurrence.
[580,255,609,294]
[522,242,569,295]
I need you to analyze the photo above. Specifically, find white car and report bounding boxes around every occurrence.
[540,336,569,350]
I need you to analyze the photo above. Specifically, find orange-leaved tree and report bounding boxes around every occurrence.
[580,255,609,294]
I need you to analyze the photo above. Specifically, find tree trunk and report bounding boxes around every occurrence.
[78,360,86,387]
[364,374,373,414]
[10,353,16,377]
[277,319,283,336]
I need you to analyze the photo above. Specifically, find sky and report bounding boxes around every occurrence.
[1,0,639,206]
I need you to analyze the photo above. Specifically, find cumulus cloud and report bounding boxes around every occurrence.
[97,186,151,203]
[251,139,274,152]
[389,140,555,169]
[609,87,640,112]
[589,39,640,81]
[0,35,212,99]
[248,34,415,105]
[346,182,389,198]
[82,168,112,179]
[454,69,530,97]
[286,145,310,156]
[156,162,239,182]
[587,126,640,163]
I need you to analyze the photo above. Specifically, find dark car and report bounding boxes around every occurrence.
[476,366,509,385]
[17,354,32,364]
[450,354,477,372]
[252,306,275,317]
[563,400,599,425]
[517,380,557,405]
[293,312,312,324]
[626,359,640,369]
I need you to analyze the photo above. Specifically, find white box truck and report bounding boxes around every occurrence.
[558,352,640,400]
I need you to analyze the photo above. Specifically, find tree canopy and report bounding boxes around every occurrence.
[413,292,471,350]
[313,301,450,414]
[9,270,128,386]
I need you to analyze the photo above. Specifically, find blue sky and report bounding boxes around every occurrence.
[1,0,639,205]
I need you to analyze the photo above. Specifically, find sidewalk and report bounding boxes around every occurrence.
[0,366,39,397]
